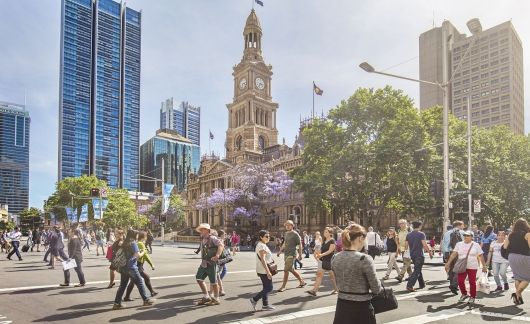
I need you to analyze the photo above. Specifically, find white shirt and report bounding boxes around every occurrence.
[490,241,510,264]
[366,232,382,246]
[9,231,21,242]
[454,241,483,269]
[255,241,273,274]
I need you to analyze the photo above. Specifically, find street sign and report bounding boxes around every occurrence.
[473,199,481,213]
[100,188,107,198]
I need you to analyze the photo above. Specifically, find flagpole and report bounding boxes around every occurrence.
[312,81,315,119]
[208,129,211,156]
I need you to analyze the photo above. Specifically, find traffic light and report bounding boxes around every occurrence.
[160,215,167,223]
[429,180,443,199]
[90,188,100,197]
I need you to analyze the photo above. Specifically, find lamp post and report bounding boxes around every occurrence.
[359,17,481,236]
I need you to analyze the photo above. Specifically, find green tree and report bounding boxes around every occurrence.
[148,194,186,229]
[19,207,43,231]
[103,188,148,229]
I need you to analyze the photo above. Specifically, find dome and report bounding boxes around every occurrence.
[244,9,262,32]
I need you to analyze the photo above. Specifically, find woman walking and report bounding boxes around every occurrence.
[112,229,155,309]
[486,231,510,291]
[306,227,338,296]
[331,224,381,324]
[60,228,86,287]
[107,229,124,289]
[382,228,400,280]
[504,218,530,305]
[123,231,157,301]
[249,230,275,311]
[445,230,488,305]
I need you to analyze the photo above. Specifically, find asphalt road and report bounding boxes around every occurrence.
[0,245,528,324]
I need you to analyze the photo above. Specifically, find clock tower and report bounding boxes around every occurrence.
[225,9,279,163]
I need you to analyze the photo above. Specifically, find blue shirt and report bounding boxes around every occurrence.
[481,232,497,245]
[406,230,426,258]
[126,241,140,269]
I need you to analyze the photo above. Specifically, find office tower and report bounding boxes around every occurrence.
[160,98,201,146]
[140,129,200,193]
[58,0,141,189]
[0,102,30,215]
[419,20,524,134]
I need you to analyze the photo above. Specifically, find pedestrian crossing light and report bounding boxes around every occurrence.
[90,188,100,197]
[429,180,443,199]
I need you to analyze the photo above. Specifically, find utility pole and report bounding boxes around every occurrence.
[441,24,450,236]
[467,96,473,228]
[161,158,165,247]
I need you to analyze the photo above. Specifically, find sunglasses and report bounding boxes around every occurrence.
[264,235,270,238]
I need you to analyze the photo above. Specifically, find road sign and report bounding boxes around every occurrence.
[473,199,481,213]
[100,188,107,198]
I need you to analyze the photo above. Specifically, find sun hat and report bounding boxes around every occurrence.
[196,223,211,233]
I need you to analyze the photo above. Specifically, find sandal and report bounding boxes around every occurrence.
[278,287,286,292]
[297,282,307,288]
[306,290,317,296]
[330,290,338,295]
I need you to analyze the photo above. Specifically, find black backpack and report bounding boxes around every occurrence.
[449,229,462,250]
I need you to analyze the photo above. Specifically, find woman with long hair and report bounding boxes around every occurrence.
[123,231,157,301]
[249,230,275,311]
[112,229,155,309]
[107,229,124,288]
[382,228,400,280]
[331,224,381,324]
[306,227,338,296]
[504,218,530,305]
[486,231,510,291]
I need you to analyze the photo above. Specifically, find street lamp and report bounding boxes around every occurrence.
[359,17,481,236]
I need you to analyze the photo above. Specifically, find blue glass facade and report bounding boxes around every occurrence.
[0,102,30,215]
[160,99,201,146]
[59,0,141,190]
[140,129,200,193]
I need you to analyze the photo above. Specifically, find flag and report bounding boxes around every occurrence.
[209,130,214,140]
[79,204,88,222]
[313,82,323,96]
[162,183,175,214]
[255,0,264,6]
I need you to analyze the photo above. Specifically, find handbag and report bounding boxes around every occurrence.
[452,242,474,274]
[500,245,510,260]
[371,283,398,314]
[257,252,277,276]
[477,272,491,294]
[218,248,233,266]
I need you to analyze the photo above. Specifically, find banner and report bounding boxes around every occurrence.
[79,204,88,222]
[92,199,101,219]
[66,207,77,224]
[101,199,109,210]
[162,183,175,214]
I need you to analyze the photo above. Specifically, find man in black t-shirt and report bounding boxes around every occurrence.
[405,221,433,292]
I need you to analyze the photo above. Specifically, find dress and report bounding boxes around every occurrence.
[508,231,530,282]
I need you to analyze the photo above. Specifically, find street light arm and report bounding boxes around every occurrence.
[371,70,443,89]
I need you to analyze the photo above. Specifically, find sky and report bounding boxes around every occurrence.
[0,0,528,209]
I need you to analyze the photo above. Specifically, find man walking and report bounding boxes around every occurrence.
[195,223,224,306]
[441,220,464,294]
[366,227,382,260]
[303,231,310,258]
[471,224,483,244]
[277,220,306,292]
[396,219,412,282]
[405,221,433,292]
[95,227,106,256]
[7,227,23,261]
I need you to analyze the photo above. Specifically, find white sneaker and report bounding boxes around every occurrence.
[467,297,476,305]
[262,305,275,311]
[458,295,469,303]
[249,298,257,311]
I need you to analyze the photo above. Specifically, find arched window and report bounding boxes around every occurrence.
[258,136,265,151]
[236,136,243,150]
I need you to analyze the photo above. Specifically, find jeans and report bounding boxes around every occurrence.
[458,268,477,297]
[7,241,21,260]
[492,262,509,287]
[63,257,86,285]
[303,245,310,258]
[82,239,90,251]
[407,256,425,289]
[114,268,150,304]
[333,299,375,324]
[253,273,273,306]
[219,264,227,279]
[385,252,401,276]
[125,263,154,297]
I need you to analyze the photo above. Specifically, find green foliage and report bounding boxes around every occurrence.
[293,86,530,228]
[103,189,148,229]
[19,207,43,230]
[148,194,186,229]
[0,220,16,231]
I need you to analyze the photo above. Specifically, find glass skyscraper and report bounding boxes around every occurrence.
[140,129,200,193]
[58,0,141,190]
[160,98,201,146]
[0,102,30,215]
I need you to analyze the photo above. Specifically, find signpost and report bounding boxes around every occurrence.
[473,199,481,213]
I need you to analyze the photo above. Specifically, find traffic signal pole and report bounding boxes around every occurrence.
[467,96,473,228]
[160,158,165,247]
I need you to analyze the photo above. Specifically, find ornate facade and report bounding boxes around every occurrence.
[185,10,333,236]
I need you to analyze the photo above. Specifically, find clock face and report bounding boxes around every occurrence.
[255,77,265,90]
[239,78,247,90]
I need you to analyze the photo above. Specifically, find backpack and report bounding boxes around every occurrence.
[449,229,462,250]
[110,246,127,271]
[96,231,103,240]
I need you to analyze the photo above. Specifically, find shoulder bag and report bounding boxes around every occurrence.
[257,247,277,276]
[452,242,474,274]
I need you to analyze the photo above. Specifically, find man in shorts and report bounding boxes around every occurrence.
[95,227,106,256]
[195,223,224,306]
[277,220,306,292]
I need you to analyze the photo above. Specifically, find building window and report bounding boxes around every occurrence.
[258,136,265,151]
